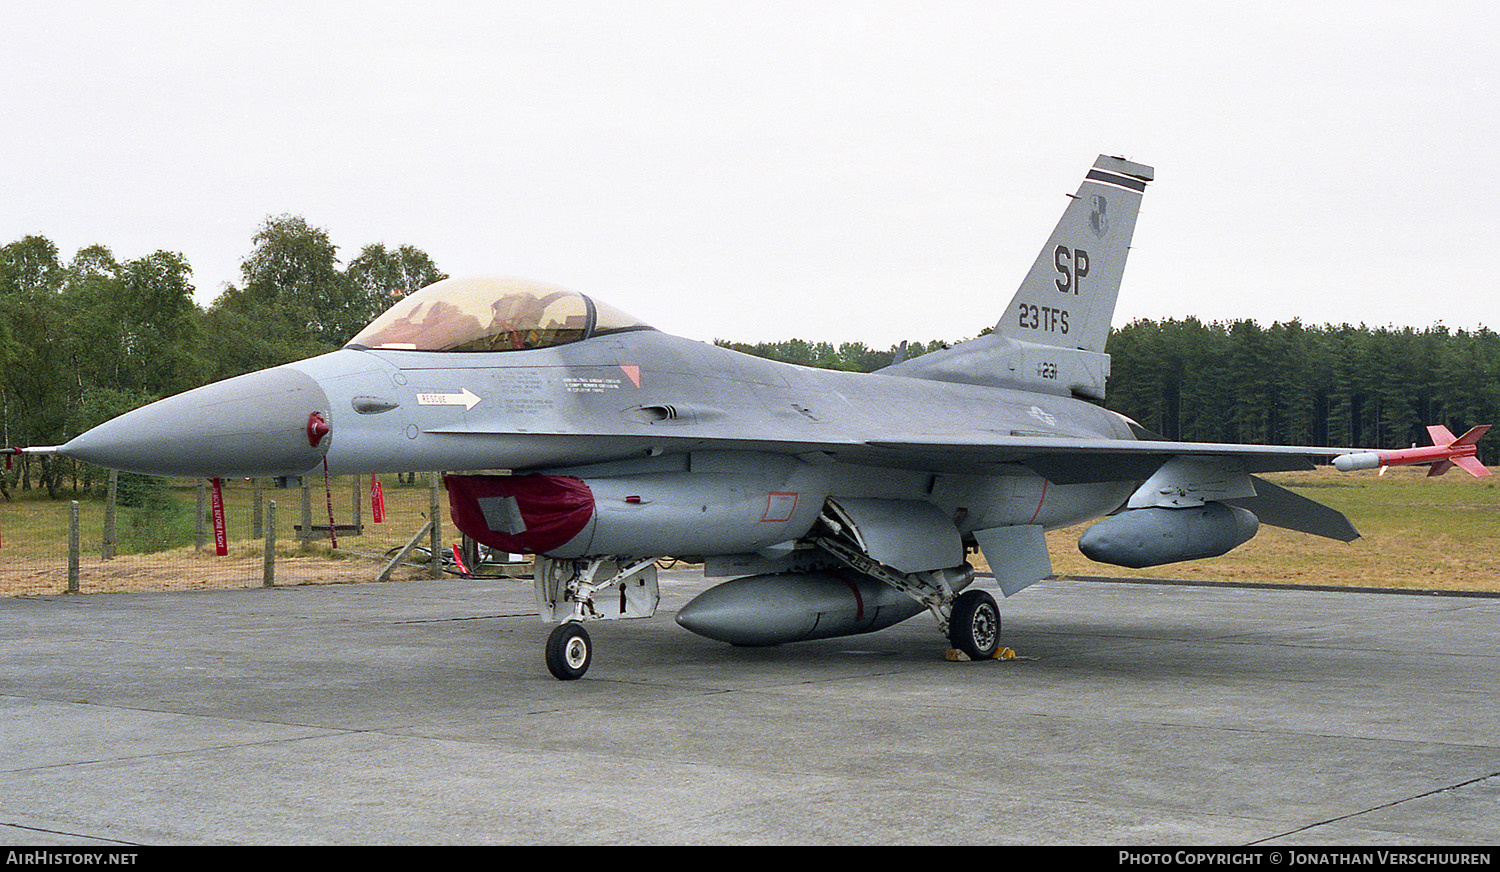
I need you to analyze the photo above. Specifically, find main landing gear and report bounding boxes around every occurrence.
[947,589,1001,661]
[813,535,1004,662]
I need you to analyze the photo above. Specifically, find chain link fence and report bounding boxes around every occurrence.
[0,471,530,597]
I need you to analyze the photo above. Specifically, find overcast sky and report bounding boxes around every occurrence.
[5,2,1497,346]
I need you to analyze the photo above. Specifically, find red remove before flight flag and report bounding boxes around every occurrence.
[371,474,386,523]
[210,477,228,556]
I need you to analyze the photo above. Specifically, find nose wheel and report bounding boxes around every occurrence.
[545,622,593,680]
[947,589,1001,661]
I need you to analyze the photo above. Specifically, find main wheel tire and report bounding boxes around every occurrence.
[948,589,1001,661]
[545,622,592,680]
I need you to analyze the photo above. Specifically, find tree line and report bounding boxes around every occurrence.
[0,216,445,497]
[724,323,1500,465]
[712,337,951,373]
[1106,318,1500,465]
[3,218,1495,500]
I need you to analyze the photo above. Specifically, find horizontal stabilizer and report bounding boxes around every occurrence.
[1226,476,1360,542]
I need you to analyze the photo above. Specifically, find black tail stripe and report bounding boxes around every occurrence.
[1085,170,1147,192]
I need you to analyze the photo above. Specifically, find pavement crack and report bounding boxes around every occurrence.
[1249,769,1500,844]
[0,820,142,845]
[390,612,533,624]
[2,732,358,776]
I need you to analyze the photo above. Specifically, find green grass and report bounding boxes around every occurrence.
[0,473,457,596]
[5,466,1498,595]
[1046,466,1500,592]
[0,474,450,559]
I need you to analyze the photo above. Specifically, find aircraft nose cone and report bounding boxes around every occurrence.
[61,366,333,477]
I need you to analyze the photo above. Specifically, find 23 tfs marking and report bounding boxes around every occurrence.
[1018,304,1069,334]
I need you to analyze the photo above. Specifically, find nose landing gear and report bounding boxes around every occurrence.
[545,622,592,681]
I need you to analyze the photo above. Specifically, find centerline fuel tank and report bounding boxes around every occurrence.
[675,565,975,646]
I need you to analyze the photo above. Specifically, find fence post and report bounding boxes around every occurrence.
[300,477,312,545]
[428,472,442,579]
[252,478,264,539]
[352,475,362,535]
[263,500,277,588]
[101,469,117,560]
[68,501,80,593]
[195,480,207,551]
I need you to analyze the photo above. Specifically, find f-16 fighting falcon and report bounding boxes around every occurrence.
[33,155,1490,679]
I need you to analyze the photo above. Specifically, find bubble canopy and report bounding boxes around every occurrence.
[346,276,653,353]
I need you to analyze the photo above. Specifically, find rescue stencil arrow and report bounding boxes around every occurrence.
[417,388,482,410]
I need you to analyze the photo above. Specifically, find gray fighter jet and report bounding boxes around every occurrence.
[40,155,1478,679]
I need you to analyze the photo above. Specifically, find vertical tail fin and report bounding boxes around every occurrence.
[999,155,1153,354]
[883,154,1152,400]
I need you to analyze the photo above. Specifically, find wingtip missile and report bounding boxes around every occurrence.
[1333,425,1491,478]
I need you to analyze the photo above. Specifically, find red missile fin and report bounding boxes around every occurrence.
[1419,424,1492,477]
[1452,456,1490,477]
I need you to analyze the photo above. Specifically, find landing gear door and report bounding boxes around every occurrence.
[535,557,660,623]
[973,525,1052,597]
[824,498,964,574]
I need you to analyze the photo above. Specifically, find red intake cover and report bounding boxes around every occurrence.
[444,474,594,555]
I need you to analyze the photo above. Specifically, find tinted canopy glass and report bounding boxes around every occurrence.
[347,276,652,353]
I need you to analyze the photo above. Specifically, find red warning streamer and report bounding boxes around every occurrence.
[371,474,386,523]
[321,458,338,549]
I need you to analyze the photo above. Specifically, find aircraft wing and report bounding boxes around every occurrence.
[864,436,1351,484]
[428,419,1349,484]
